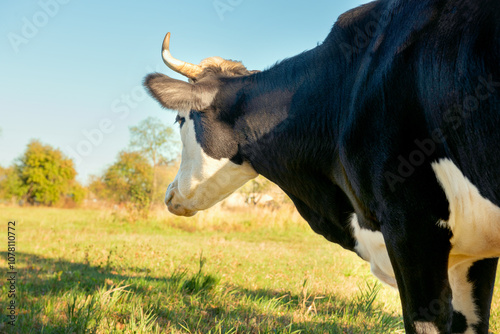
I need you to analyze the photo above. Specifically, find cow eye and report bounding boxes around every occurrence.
[175,115,186,127]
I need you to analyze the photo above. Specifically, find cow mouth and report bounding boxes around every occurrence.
[167,204,198,217]
[165,192,198,217]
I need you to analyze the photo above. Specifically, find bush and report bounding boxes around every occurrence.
[2,140,84,207]
[103,151,153,217]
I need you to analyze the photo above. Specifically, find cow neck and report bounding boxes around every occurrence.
[221,39,358,250]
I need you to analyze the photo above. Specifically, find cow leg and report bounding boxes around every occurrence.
[381,223,453,333]
[449,258,498,334]
[467,258,498,333]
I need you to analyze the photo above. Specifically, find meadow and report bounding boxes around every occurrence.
[0,205,499,333]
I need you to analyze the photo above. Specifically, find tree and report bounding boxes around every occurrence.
[103,151,153,216]
[129,117,180,205]
[129,117,179,166]
[87,175,110,201]
[0,166,25,202]
[15,140,83,206]
[239,176,273,205]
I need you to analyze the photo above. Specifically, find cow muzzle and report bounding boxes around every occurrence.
[164,187,198,217]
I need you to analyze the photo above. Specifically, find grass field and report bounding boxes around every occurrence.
[0,206,499,333]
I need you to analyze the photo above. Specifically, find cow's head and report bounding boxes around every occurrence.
[144,33,258,216]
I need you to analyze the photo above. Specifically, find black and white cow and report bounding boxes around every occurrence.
[144,1,500,332]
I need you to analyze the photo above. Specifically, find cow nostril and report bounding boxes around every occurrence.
[165,193,173,207]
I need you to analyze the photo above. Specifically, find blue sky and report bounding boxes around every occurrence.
[0,0,369,184]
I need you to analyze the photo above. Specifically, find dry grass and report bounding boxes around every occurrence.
[0,205,497,333]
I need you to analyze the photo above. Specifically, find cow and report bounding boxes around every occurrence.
[143,1,500,333]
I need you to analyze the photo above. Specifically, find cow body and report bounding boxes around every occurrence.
[144,1,500,332]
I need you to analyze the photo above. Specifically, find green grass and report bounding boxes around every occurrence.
[0,206,497,333]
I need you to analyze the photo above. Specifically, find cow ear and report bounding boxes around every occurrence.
[143,73,217,112]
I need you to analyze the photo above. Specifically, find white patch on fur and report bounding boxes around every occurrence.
[432,159,500,261]
[166,115,257,216]
[414,321,440,333]
[432,158,500,332]
[448,260,478,334]
[350,215,397,288]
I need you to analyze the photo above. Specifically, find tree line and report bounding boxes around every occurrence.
[0,117,179,217]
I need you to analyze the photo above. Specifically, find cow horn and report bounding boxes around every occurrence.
[162,32,203,79]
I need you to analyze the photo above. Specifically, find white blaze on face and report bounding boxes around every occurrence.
[165,113,257,216]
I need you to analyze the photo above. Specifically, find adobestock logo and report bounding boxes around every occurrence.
[65,85,148,166]
[339,8,391,63]
[213,0,244,21]
[65,64,163,166]
[384,74,500,192]
[7,0,72,54]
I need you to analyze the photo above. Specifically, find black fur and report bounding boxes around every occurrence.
[467,258,499,333]
[145,1,500,332]
[143,73,220,112]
